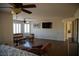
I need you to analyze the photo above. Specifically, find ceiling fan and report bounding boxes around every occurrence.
[0,3,36,14]
[21,18,31,23]
[10,3,36,14]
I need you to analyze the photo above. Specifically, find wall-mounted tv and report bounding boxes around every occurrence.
[42,22,52,28]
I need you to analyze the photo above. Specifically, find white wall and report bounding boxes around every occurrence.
[23,17,64,41]
[0,11,13,45]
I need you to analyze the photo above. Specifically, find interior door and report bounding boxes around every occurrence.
[64,19,78,56]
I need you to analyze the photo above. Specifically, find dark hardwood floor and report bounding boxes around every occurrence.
[34,38,78,56]
[34,39,67,56]
[16,38,77,56]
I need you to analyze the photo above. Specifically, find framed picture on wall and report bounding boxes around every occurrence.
[33,23,41,28]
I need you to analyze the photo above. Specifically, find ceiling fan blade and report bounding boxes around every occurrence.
[10,3,23,8]
[22,9,32,14]
[22,4,36,8]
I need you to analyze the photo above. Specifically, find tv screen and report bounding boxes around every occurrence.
[42,22,52,28]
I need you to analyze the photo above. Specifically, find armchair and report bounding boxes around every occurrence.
[26,42,51,55]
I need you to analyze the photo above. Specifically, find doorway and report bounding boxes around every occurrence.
[64,19,79,55]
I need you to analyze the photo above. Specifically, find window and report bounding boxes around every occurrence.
[24,23,30,33]
[13,23,21,34]
[13,21,30,34]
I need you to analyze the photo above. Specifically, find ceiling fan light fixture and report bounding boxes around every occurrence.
[24,20,26,23]
[23,18,27,23]
[11,10,15,15]
[12,7,21,14]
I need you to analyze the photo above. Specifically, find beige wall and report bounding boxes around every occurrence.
[0,11,13,45]
[75,8,79,18]
[74,8,79,42]
[0,17,2,44]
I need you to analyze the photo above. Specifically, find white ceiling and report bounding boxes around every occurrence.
[0,3,79,20]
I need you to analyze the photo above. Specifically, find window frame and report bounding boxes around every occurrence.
[24,22,30,33]
[13,23,21,34]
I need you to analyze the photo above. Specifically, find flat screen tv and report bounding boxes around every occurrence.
[42,22,52,28]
